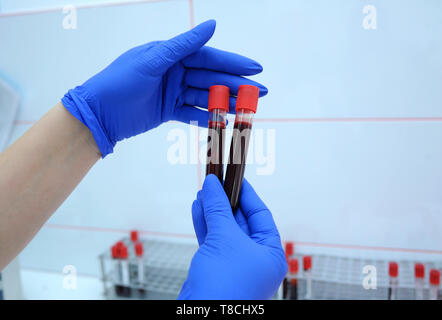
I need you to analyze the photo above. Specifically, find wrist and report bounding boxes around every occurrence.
[61,87,114,157]
[56,102,101,160]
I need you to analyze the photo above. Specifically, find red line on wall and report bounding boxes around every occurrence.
[44,223,442,255]
[44,223,196,239]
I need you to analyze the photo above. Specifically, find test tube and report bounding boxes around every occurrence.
[303,256,312,299]
[134,242,146,298]
[429,269,440,300]
[224,85,259,210]
[206,85,229,183]
[287,258,299,300]
[111,244,122,297]
[414,263,425,300]
[118,244,131,298]
[388,262,399,300]
[282,242,294,299]
[285,242,294,258]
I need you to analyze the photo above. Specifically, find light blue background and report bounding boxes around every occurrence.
[1,0,441,280]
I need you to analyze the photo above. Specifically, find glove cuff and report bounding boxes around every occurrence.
[62,87,114,158]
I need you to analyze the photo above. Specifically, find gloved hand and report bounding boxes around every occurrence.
[179,175,287,300]
[62,20,267,157]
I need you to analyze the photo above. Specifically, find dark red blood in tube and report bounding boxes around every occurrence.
[206,120,226,183]
[224,85,259,211]
[223,121,252,210]
[206,85,229,183]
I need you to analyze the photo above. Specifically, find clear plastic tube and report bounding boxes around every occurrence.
[224,109,254,210]
[429,284,439,300]
[303,256,312,299]
[388,262,399,300]
[206,85,229,183]
[132,242,146,298]
[414,263,425,300]
[287,258,299,300]
[429,269,440,300]
[415,278,424,300]
[388,277,398,300]
[119,245,131,297]
[224,85,259,211]
[305,270,312,299]
[206,109,227,183]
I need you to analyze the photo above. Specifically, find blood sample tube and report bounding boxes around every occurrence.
[130,230,138,243]
[111,244,123,297]
[429,269,440,300]
[303,256,312,299]
[134,242,146,298]
[388,262,399,300]
[118,244,131,298]
[282,242,294,299]
[206,85,229,183]
[287,258,299,300]
[285,242,294,258]
[224,85,259,210]
[414,263,425,300]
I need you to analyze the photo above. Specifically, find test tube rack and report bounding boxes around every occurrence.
[99,238,441,300]
[99,239,197,300]
[285,254,442,300]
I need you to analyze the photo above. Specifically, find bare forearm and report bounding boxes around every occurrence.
[0,103,100,269]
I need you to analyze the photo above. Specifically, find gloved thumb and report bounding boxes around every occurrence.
[153,19,216,74]
[201,174,236,235]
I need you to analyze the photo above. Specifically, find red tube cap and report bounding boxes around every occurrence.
[288,258,299,274]
[111,245,119,259]
[208,85,229,112]
[415,263,425,279]
[130,230,138,242]
[303,256,312,271]
[135,242,143,257]
[285,242,294,256]
[236,85,259,113]
[120,244,128,259]
[430,269,440,286]
[389,262,399,277]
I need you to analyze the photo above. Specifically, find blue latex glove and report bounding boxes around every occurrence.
[179,175,287,300]
[62,20,267,157]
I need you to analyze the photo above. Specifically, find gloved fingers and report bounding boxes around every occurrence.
[191,195,207,246]
[183,88,237,114]
[174,105,209,127]
[149,20,216,74]
[239,179,281,246]
[182,46,263,76]
[235,208,251,236]
[184,69,268,97]
[201,174,236,233]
